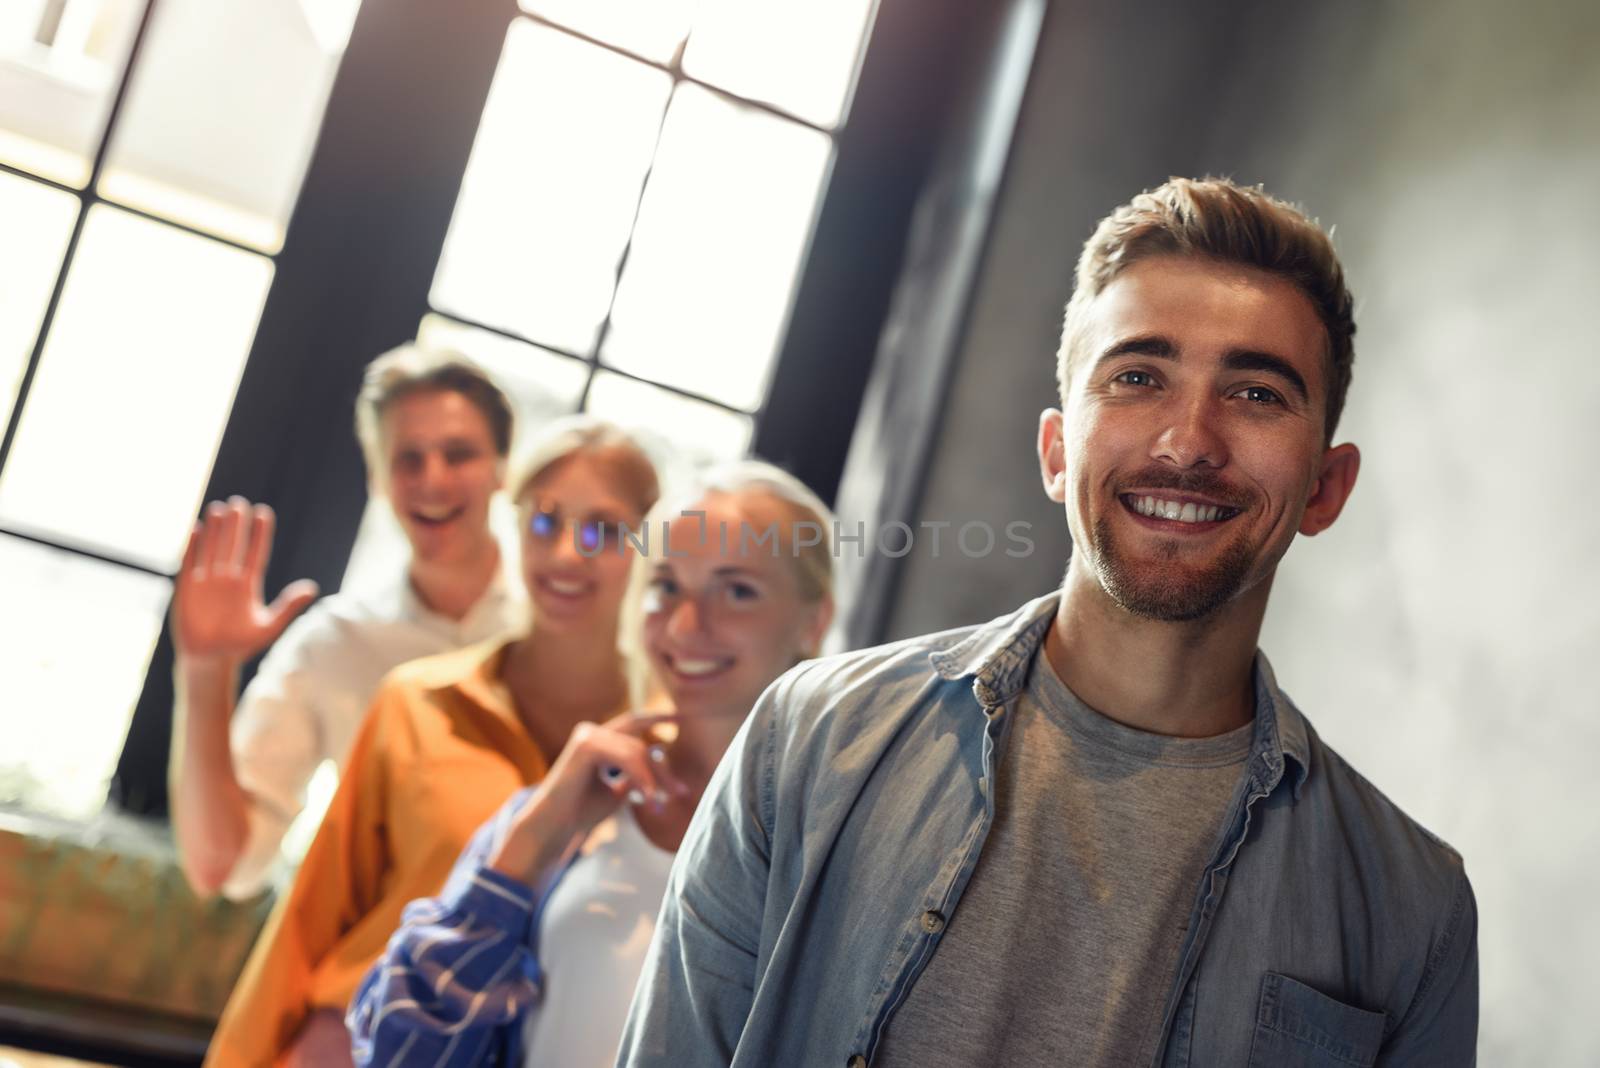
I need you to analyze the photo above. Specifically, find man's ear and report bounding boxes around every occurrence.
[1038,409,1068,503]
[1299,443,1360,535]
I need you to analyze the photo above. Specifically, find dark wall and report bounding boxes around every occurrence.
[854,0,1600,1060]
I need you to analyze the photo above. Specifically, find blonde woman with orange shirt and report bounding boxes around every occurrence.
[204,417,661,1067]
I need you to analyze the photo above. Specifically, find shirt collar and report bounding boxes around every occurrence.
[394,554,520,633]
[929,590,1311,797]
[1248,650,1312,798]
[449,640,520,727]
[928,591,1058,706]
[405,638,522,728]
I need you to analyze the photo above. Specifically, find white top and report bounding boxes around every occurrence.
[520,807,678,1068]
[222,565,525,899]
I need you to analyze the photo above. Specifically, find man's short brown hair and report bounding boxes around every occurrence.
[1056,177,1356,442]
[354,344,515,479]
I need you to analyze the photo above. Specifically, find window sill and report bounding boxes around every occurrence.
[0,808,273,1062]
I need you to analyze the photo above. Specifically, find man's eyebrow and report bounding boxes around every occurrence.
[1222,350,1309,404]
[399,434,481,451]
[1094,335,1175,364]
[1095,335,1311,404]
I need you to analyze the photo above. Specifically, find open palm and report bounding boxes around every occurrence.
[173,498,319,662]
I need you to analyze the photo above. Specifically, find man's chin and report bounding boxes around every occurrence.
[1103,578,1233,622]
[1090,519,1258,622]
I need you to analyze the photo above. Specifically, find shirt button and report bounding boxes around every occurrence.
[847,1057,868,1068]
[921,910,946,934]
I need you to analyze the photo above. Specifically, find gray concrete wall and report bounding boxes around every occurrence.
[874,0,1600,1059]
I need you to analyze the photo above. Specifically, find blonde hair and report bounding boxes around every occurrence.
[507,414,660,517]
[621,460,835,703]
[354,344,514,478]
[1057,177,1356,442]
[690,460,835,604]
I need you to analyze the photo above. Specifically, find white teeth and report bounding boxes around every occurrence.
[546,578,586,595]
[416,506,457,521]
[1131,496,1229,524]
[673,657,725,677]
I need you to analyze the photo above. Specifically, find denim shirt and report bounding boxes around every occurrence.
[616,593,1478,1068]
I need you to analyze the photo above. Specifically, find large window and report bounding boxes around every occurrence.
[6,0,947,824]
[0,0,360,818]
[343,0,875,590]
[423,2,874,461]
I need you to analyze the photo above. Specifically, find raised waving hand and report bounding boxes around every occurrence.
[174,497,320,664]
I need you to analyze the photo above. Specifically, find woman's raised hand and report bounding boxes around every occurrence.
[489,709,690,886]
[173,498,320,665]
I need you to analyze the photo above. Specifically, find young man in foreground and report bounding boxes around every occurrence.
[617,177,1477,1066]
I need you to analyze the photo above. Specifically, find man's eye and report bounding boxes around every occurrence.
[1238,386,1282,405]
[1114,370,1155,387]
[445,446,480,465]
[727,582,760,603]
[648,577,679,597]
[529,510,559,538]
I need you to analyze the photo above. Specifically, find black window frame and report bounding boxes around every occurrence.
[0,0,999,819]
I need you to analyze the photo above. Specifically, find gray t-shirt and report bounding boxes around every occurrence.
[875,648,1252,1068]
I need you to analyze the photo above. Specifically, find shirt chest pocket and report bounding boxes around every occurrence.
[1246,972,1388,1068]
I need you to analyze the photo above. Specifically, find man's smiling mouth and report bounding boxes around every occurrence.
[411,505,465,527]
[1120,494,1243,525]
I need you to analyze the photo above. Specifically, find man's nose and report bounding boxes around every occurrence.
[1151,395,1229,469]
[416,450,451,486]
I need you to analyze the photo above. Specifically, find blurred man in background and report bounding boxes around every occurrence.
[169,345,524,900]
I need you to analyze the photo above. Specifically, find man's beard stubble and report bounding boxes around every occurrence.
[1088,514,1258,623]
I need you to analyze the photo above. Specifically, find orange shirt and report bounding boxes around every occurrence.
[204,641,551,1067]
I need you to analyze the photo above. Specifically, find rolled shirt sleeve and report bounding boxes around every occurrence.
[225,607,347,899]
[349,787,550,1068]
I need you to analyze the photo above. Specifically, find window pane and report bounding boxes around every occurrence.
[0,0,146,185]
[585,371,750,478]
[96,0,361,251]
[0,205,273,572]
[0,533,170,819]
[600,84,831,411]
[0,171,78,434]
[341,313,591,593]
[683,0,875,128]
[418,313,590,431]
[520,0,696,63]
[431,19,672,356]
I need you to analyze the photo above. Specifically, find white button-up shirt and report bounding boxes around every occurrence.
[223,565,526,899]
